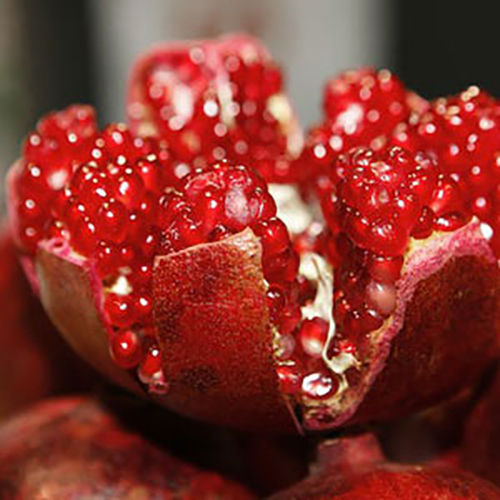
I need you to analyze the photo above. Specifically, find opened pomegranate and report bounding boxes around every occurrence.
[7,98,499,432]
[270,434,500,499]
[0,396,253,498]
[290,67,428,199]
[461,368,500,486]
[127,33,302,184]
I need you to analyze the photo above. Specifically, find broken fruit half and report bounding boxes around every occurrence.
[314,145,499,429]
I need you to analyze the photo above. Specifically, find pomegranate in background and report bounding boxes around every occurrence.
[0,226,90,418]
[462,368,500,486]
[270,434,500,499]
[0,396,253,499]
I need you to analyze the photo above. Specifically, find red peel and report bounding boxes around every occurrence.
[0,396,254,498]
[270,434,500,499]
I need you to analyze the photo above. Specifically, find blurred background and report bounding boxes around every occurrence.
[1,0,499,206]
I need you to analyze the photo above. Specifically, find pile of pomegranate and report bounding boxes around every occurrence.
[2,33,499,497]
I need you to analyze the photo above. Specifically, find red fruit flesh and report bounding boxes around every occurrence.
[270,434,500,499]
[0,396,253,498]
[291,68,427,199]
[462,369,500,486]
[127,33,302,183]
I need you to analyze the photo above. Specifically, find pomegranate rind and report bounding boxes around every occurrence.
[153,228,299,433]
[305,220,499,430]
[0,396,254,499]
[270,435,500,499]
[462,369,500,486]
[36,241,143,396]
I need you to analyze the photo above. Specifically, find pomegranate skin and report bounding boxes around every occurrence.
[32,219,499,433]
[0,396,253,499]
[153,229,297,432]
[34,231,298,433]
[462,369,500,486]
[304,220,499,431]
[270,435,500,499]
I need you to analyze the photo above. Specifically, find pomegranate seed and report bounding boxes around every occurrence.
[297,318,329,358]
[138,344,163,382]
[105,294,135,329]
[110,330,142,369]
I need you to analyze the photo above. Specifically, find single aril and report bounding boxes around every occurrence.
[8,105,332,433]
[290,67,428,200]
[270,434,500,499]
[127,33,302,184]
[0,396,253,498]
[313,144,499,430]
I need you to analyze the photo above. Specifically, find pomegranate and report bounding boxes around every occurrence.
[0,396,253,498]
[291,67,428,199]
[461,368,500,486]
[6,53,499,434]
[270,434,500,499]
[0,224,90,418]
[7,101,499,433]
[127,33,302,184]
[315,144,498,429]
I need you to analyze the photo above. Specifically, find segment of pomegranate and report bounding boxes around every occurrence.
[127,33,302,183]
[270,434,500,499]
[0,396,253,498]
[290,68,427,199]
[310,145,499,429]
[461,369,500,486]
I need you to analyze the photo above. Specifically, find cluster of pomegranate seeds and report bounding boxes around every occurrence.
[323,145,471,346]
[128,35,300,184]
[291,68,419,198]
[391,86,500,256]
[14,105,98,253]
[11,105,194,391]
